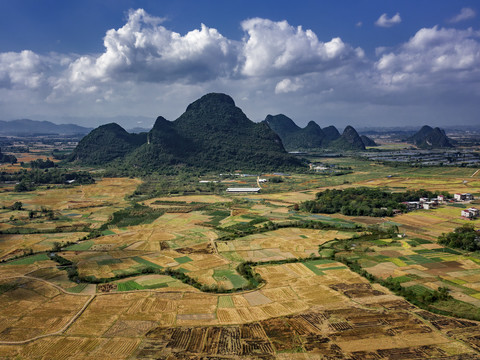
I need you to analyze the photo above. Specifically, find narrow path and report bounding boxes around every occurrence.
[472,169,480,178]
[0,291,95,345]
[256,176,262,189]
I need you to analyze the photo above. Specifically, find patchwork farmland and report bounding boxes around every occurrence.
[1,157,480,358]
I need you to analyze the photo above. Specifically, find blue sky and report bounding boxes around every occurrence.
[1,0,479,128]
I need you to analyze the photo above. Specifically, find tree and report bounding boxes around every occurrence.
[52,242,63,252]
[11,201,23,211]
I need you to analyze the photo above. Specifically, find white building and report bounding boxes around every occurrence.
[226,187,260,193]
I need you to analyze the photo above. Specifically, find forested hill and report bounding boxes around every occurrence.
[407,125,453,149]
[69,93,302,172]
[264,114,375,151]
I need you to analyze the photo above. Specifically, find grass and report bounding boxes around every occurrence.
[213,269,248,288]
[97,258,122,266]
[433,298,480,321]
[64,240,94,251]
[218,295,235,308]
[117,280,144,291]
[204,209,230,227]
[132,257,163,269]
[6,253,50,265]
[174,256,193,264]
[391,275,413,283]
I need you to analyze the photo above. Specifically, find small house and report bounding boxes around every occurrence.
[468,207,479,217]
[454,193,463,201]
[462,209,475,219]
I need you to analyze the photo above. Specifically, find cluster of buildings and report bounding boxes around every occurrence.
[402,195,447,211]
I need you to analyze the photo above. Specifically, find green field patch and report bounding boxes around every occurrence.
[442,277,467,285]
[407,254,435,264]
[410,238,432,245]
[406,284,431,296]
[219,251,244,262]
[213,269,248,288]
[303,262,325,276]
[391,275,413,283]
[204,210,230,227]
[6,253,50,265]
[305,259,336,266]
[177,267,190,273]
[117,280,144,291]
[449,203,467,209]
[97,258,122,266]
[101,229,116,236]
[299,235,308,239]
[218,295,235,308]
[439,278,477,295]
[112,267,142,277]
[373,254,390,262]
[371,239,389,246]
[319,249,335,258]
[174,256,193,264]
[67,283,88,293]
[387,258,407,267]
[468,257,480,264]
[64,240,94,251]
[132,257,163,269]
[414,249,439,254]
[440,248,461,255]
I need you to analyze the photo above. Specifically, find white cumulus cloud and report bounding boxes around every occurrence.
[0,50,48,89]
[449,7,476,23]
[375,13,402,28]
[60,8,238,92]
[240,18,362,77]
[274,78,303,94]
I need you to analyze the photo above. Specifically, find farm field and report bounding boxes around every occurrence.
[1,157,480,358]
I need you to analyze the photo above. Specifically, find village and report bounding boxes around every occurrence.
[401,192,478,220]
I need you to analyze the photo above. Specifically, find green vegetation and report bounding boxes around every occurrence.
[67,122,146,165]
[0,168,95,192]
[438,224,480,251]
[69,93,302,174]
[132,257,163,269]
[407,125,453,149]
[30,158,55,169]
[99,203,164,229]
[0,148,17,164]
[7,253,50,265]
[301,187,449,217]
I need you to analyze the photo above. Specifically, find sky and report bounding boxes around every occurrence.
[0,0,479,129]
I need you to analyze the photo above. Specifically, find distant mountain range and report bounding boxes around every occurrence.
[69,93,302,172]
[0,119,92,136]
[264,114,376,151]
[406,125,453,149]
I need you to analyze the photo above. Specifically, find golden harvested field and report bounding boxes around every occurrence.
[217,228,352,261]
[2,160,480,358]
